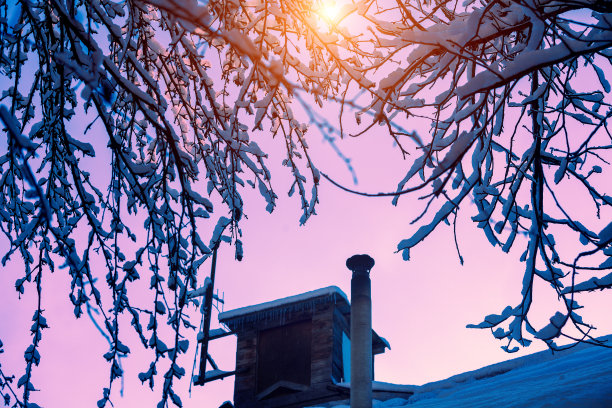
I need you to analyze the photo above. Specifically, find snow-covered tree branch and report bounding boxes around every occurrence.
[1,0,612,406]
[340,0,612,352]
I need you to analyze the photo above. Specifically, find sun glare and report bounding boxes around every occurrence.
[320,0,340,23]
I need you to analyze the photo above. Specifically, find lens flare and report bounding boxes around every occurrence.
[320,1,340,22]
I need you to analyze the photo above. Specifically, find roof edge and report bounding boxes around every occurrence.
[218,286,349,323]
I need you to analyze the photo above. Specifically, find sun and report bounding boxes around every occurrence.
[319,0,340,23]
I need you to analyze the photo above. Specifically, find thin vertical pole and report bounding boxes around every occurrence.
[197,245,218,385]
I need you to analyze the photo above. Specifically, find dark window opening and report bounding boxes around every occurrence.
[256,319,312,397]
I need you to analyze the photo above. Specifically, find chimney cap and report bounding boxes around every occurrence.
[346,254,375,274]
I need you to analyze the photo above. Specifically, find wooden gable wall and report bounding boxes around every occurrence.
[232,299,341,408]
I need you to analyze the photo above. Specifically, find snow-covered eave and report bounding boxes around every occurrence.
[331,336,612,400]
[416,334,612,395]
[219,286,391,352]
[317,334,612,408]
[334,381,418,394]
[218,286,349,323]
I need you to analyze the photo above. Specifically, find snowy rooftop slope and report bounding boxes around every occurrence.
[318,335,612,408]
[218,286,349,321]
[219,286,391,352]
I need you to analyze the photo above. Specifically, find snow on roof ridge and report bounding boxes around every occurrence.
[320,334,612,408]
[218,286,349,322]
[416,334,612,394]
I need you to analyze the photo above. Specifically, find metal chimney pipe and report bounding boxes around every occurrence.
[346,254,375,408]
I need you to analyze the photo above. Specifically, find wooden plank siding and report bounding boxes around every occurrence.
[310,303,333,387]
[221,288,390,408]
[230,297,343,408]
[234,331,257,407]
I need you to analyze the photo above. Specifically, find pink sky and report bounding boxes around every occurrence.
[1,117,611,408]
[1,6,611,405]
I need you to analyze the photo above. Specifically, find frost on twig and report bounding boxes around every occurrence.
[2,0,612,405]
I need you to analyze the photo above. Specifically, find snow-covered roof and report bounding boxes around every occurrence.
[218,286,349,322]
[218,286,390,352]
[312,335,612,408]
